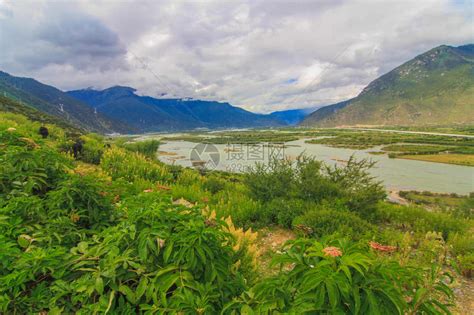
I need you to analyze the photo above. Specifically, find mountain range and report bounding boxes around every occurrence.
[0,71,310,133]
[302,44,474,127]
[0,71,133,134]
[67,87,285,132]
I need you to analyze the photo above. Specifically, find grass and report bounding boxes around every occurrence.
[398,153,474,166]
[399,190,468,209]
[381,144,454,153]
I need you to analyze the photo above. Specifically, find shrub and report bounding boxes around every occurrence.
[225,239,453,314]
[101,147,172,182]
[203,175,226,194]
[121,139,160,159]
[324,156,386,218]
[0,140,71,197]
[46,173,115,229]
[262,198,308,228]
[78,134,105,164]
[377,203,469,239]
[245,158,295,202]
[448,233,474,277]
[293,207,377,240]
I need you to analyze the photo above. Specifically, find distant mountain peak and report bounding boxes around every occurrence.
[302,43,474,127]
[101,86,137,97]
[67,87,285,132]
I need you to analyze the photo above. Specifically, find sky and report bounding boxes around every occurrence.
[0,0,472,113]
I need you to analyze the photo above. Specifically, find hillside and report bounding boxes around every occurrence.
[268,108,318,125]
[302,44,474,127]
[0,71,134,134]
[1,110,471,313]
[68,86,284,132]
[0,95,80,133]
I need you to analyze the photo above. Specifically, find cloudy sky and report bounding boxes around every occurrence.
[0,0,472,113]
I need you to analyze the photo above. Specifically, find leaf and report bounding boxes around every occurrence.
[163,241,174,263]
[136,277,148,301]
[95,276,104,295]
[17,235,30,248]
[119,284,136,304]
[78,241,88,254]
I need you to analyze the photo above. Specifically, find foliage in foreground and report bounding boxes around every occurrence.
[0,112,471,313]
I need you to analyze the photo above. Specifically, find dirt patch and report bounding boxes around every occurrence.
[255,227,296,277]
[387,190,409,205]
[158,150,178,156]
[453,277,474,314]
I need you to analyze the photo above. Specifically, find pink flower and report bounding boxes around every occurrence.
[369,241,397,253]
[322,246,343,257]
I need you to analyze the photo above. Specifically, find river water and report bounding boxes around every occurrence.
[157,138,474,195]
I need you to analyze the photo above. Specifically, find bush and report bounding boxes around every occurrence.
[46,173,115,229]
[203,175,226,194]
[262,198,308,228]
[245,158,295,202]
[293,207,377,240]
[79,134,105,164]
[0,137,71,197]
[448,233,474,277]
[101,147,172,183]
[245,155,385,220]
[225,239,453,314]
[121,139,160,159]
[377,203,469,239]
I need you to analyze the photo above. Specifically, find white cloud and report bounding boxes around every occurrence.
[0,0,472,113]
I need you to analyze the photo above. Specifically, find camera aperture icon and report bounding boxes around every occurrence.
[190,143,220,170]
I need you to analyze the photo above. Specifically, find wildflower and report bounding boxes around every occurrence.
[322,246,342,257]
[157,238,165,248]
[369,241,397,253]
[113,195,120,203]
[156,184,171,191]
[205,218,217,227]
[70,213,80,223]
[143,189,153,193]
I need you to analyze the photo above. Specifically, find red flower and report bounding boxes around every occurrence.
[369,241,397,253]
[322,246,343,257]
[156,184,171,191]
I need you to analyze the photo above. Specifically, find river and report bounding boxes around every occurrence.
[157,138,474,195]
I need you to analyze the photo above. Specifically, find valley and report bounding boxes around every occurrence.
[130,128,474,194]
[0,2,473,311]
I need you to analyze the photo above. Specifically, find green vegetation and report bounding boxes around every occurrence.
[0,111,473,313]
[305,129,474,150]
[400,191,474,218]
[162,130,311,144]
[397,154,474,167]
[117,139,161,159]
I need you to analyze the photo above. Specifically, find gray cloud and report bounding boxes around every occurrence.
[0,0,472,112]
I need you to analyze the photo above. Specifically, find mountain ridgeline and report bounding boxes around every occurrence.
[0,71,133,134]
[68,87,285,132]
[302,44,474,127]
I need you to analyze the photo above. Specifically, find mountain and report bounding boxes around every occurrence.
[301,44,474,127]
[0,94,80,133]
[268,108,319,125]
[68,86,284,132]
[0,71,134,133]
